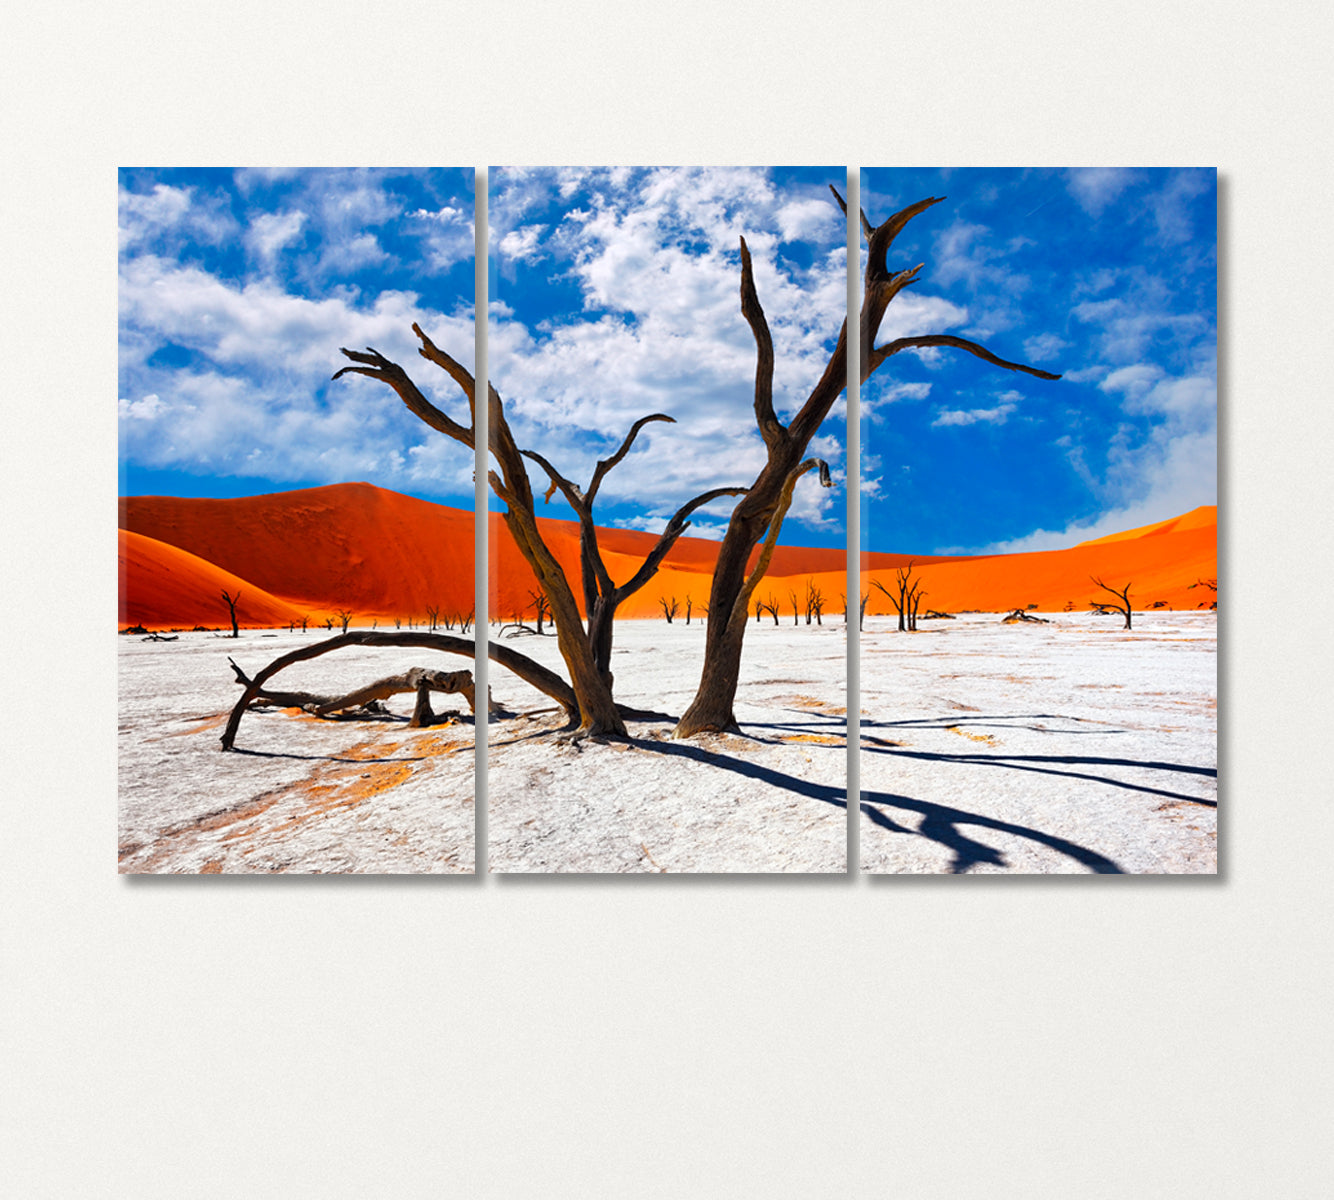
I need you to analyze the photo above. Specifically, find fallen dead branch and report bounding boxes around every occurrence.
[229,660,478,727]
[220,631,578,750]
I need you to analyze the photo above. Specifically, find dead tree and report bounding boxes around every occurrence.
[685,596,693,625]
[859,592,870,631]
[1189,578,1218,609]
[804,578,825,626]
[758,593,780,626]
[528,590,551,635]
[872,563,924,632]
[220,589,241,638]
[675,188,1059,735]
[230,659,479,727]
[336,325,742,737]
[221,631,578,750]
[335,608,353,634]
[426,604,441,632]
[659,596,679,623]
[788,588,800,626]
[1091,577,1134,629]
[1003,609,1049,624]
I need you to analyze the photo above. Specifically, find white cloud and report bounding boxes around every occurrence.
[119,253,477,494]
[860,380,931,422]
[1065,168,1141,217]
[984,365,1217,552]
[407,205,474,271]
[484,168,849,529]
[932,401,1017,427]
[1099,363,1164,398]
[1149,169,1213,245]
[497,224,548,262]
[1023,331,1069,363]
[246,210,307,269]
[776,196,836,242]
[118,183,236,252]
[118,393,167,420]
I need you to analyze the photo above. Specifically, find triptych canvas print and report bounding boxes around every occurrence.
[118,166,1217,875]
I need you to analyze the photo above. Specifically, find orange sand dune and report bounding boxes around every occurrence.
[120,482,1215,628]
[121,483,475,623]
[1075,505,1217,547]
[863,522,1216,615]
[119,529,311,630]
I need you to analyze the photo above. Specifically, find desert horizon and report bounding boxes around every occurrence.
[119,480,1216,631]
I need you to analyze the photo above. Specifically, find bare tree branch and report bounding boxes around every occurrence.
[829,184,872,240]
[739,237,784,450]
[587,413,676,503]
[871,333,1062,380]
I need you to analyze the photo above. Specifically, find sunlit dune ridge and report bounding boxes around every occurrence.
[118,483,1216,630]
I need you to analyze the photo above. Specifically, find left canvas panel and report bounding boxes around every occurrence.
[118,168,479,873]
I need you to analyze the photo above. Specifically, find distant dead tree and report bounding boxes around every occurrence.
[758,594,780,626]
[323,616,335,631]
[1003,609,1049,624]
[528,590,551,635]
[335,608,353,634]
[872,563,924,632]
[1090,577,1133,629]
[426,604,441,631]
[788,588,800,625]
[805,578,825,625]
[220,589,241,638]
[685,596,693,625]
[1189,578,1218,609]
[658,595,679,624]
[859,592,870,631]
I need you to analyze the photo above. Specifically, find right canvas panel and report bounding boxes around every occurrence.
[858,168,1217,874]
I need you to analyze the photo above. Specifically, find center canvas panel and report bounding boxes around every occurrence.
[485,166,849,873]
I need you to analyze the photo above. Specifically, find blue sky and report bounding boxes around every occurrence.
[119,167,1215,559]
[118,168,476,505]
[488,167,849,546]
[860,168,1216,554]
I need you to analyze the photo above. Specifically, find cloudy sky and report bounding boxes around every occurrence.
[118,168,477,505]
[119,166,1215,558]
[860,167,1216,554]
[487,166,849,545]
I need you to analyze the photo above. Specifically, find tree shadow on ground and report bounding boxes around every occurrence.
[862,712,1123,736]
[628,735,1123,874]
[859,793,1123,874]
[859,742,1216,808]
